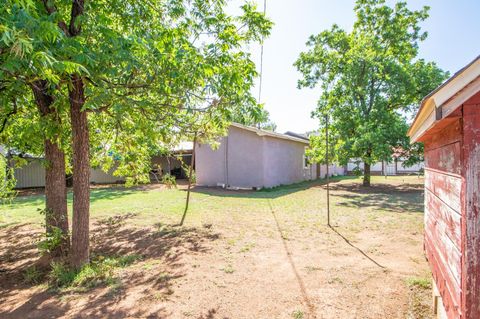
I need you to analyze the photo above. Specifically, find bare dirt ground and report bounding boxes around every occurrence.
[0,176,432,319]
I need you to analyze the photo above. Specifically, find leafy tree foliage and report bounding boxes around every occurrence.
[295,0,447,186]
[1,0,272,266]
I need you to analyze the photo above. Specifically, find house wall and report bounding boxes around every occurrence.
[423,118,463,319]
[195,138,227,187]
[225,126,264,188]
[14,159,45,188]
[462,96,480,319]
[195,125,314,189]
[262,136,310,188]
[347,160,424,175]
[90,168,125,184]
[318,164,345,178]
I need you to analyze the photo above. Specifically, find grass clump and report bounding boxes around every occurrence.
[48,254,142,289]
[221,264,235,274]
[291,310,304,319]
[23,266,43,284]
[406,277,431,290]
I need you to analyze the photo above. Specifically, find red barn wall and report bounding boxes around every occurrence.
[462,94,480,319]
[424,119,463,319]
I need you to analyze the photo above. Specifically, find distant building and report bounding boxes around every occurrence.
[195,123,344,189]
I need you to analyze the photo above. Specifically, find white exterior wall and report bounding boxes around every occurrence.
[318,164,345,178]
[347,159,424,174]
[397,160,424,172]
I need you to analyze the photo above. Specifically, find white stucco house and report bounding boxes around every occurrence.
[195,123,342,189]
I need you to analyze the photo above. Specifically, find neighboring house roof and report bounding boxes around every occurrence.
[230,123,309,144]
[172,141,193,152]
[408,55,480,142]
[284,131,309,141]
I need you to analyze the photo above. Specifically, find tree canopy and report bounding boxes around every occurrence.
[1,0,272,266]
[295,0,448,186]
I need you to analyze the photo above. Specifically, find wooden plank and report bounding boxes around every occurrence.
[425,189,462,248]
[425,236,462,319]
[442,77,480,118]
[425,142,462,175]
[425,222,462,287]
[425,169,462,213]
[424,119,462,152]
[462,102,480,319]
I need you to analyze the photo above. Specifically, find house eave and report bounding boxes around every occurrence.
[408,55,480,143]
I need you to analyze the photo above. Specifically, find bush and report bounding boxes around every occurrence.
[37,225,65,255]
[161,173,177,188]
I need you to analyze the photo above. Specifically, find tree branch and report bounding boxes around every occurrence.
[0,99,18,133]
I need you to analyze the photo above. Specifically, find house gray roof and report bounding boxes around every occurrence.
[230,123,309,145]
[284,131,309,141]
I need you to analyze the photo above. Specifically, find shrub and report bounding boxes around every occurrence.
[38,226,65,255]
[161,174,177,188]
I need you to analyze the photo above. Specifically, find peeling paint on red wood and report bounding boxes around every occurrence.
[424,119,462,152]
[425,219,462,287]
[425,142,462,175]
[462,103,480,319]
[425,189,462,248]
[423,123,464,319]
[425,236,461,318]
[425,169,462,213]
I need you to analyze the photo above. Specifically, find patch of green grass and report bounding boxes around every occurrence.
[305,266,322,273]
[221,264,235,274]
[406,277,431,290]
[23,266,43,284]
[291,309,304,319]
[328,276,343,284]
[48,254,142,289]
[238,242,255,253]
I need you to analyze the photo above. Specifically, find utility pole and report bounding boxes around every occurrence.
[325,114,330,227]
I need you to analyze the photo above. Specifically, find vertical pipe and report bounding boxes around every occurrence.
[325,114,330,227]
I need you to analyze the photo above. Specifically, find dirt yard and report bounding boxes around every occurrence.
[0,176,433,319]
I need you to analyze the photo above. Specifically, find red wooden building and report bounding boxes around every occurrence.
[408,56,480,319]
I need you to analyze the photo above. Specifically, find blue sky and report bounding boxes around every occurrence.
[233,0,480,133]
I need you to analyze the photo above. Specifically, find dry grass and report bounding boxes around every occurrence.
[0,176,432,318]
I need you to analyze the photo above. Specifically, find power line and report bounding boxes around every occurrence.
[258,0,266,103]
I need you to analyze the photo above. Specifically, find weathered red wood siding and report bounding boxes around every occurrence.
[461,94,480,319]
[424,119,463,319]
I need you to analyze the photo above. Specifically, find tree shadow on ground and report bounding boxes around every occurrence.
[329,183,424,213]
[0,214,220,319]
[191,176,358,200]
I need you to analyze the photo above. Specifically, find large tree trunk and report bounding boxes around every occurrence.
[69,74,90,268]
[363,162,371,187]
[31,80,69,257]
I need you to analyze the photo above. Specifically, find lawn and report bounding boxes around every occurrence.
[0,176,433,319]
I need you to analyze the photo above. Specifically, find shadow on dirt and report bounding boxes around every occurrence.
[191,176,357,200]
[329,182,424,213]
[0,213,220,319]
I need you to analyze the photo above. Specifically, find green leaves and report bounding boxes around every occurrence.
[296,0,448,170]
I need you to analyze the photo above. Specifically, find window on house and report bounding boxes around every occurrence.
[303,147,310,169]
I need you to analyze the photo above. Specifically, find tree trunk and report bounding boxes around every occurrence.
[69,74,90,268]
[31,80,69,257]
[180,133,197,226]
[363,162,371,187]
